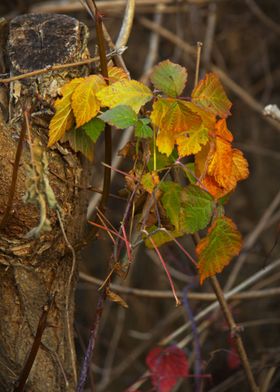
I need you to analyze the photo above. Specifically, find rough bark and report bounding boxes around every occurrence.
[0,14,90,391]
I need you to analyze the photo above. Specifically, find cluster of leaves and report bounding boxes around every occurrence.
[48,60,249,284]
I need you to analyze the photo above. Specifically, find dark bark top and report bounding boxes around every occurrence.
[7,13,88,74]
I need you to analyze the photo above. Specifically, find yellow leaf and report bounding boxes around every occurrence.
[96,79,153,113]
[176,126,209,157]
[71,75,106,127]
[48,78,84,146]
[108,66,129,84]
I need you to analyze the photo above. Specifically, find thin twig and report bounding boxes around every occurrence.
[0,53,119,84]
[209,276,259,392]
[0,107,29,229]
[56,210,78,385]
[79,272,280,301]
[14,294,55,392]
[194,42,203,88]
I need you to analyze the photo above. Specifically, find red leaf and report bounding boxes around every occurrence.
[146,345,189,392]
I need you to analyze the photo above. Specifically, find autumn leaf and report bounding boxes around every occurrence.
[71,74,106,127]
[146,345,189,392]
[151,98,201,156]
[180,185,214,233]
[176,125,209,157]
[208,136,233,188]
[196,216,242,284]
[141,172,160,194]
[214,118,233,141]
[99,105,138,128]
[62,127,94,161]
[82,117,105,143]
[96,79,153,113]
[150,60,187,97]
[48,78,84,146]
[192,73,232,118]
[135,118,153,138]
[108,66,129,84]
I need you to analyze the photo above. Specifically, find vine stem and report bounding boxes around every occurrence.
[209,275,259,392]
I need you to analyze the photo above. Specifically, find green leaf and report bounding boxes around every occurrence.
[151,60,187,97]
[135,118,153,138]
[63,128,94,161]
[160,181,183,230]
[98,105,138,128]
[147,147,178,172]
[197,216,242,283]
[183,162,196,184]
[144,225,183,248]
[180,185,214,233]
[82,117,105,143]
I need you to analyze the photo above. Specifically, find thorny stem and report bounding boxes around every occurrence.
[0,103,30,230]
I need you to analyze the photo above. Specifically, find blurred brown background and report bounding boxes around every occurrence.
[1,1,280,391]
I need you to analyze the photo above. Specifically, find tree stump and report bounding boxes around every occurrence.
[0,14,90,391]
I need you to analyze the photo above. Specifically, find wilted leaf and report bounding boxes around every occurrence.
[63,127,94,161]
[192,73,232,118]
[150,60,187,97]
[82,117,105,143]
[214,118,233,142]
[72,74,106,127]
[196,216,242,283]
[48,78,84,146]
[106,288,128,308]
[108,66,129,84]
[135,118,153,138]
[146,345,189,392]
[160,181,182,230]
[96,79,153,113]
[141,172,160,194]
[180,185,214,233]
[99,105,138,128]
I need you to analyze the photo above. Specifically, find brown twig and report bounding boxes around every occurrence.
[79,272,280,301]
[0,54,105,84]
[13,294,55,392]
[209,276,259,392]
[0,104,30,229]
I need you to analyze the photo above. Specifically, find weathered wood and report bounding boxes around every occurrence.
[0,14,91,391]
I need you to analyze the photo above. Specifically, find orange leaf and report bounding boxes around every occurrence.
[208,136,233,188]
[214,119,233,142]
[192,73,232,118]
[197,216,242,284]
